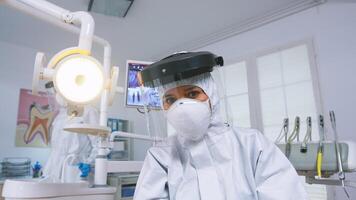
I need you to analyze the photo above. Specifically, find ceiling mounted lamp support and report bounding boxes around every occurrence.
[3,0,120,127]
[2,0,125,186]
[13,0,95,51]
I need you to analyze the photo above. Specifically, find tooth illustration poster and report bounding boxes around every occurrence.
[15,89,59,148]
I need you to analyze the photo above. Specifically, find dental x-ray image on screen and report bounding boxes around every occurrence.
[126,60,161,109]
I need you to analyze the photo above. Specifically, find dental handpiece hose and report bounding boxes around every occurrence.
[301,117,312,153]
[317,115,325,178]
[330,111,350,199]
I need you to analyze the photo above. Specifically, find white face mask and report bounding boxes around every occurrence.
[166,98,211,141]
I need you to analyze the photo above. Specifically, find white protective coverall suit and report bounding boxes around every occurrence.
[43,105,99,182]
[134,73,308,200]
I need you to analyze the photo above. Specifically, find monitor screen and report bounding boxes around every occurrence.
[126,60,161,109]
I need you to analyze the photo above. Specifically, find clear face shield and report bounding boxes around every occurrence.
[139,52,225,142]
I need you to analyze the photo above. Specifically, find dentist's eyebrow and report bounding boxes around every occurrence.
[163,94,174,99]
[185,86,200,91]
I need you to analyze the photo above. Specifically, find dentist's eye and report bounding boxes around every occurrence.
[165,97,176,105]
[187,91,199,99]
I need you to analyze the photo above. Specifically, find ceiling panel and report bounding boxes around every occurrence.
[0,0,322,61]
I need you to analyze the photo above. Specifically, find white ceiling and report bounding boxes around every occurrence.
[0,0,323,62]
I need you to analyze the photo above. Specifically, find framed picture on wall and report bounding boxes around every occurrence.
[15,88,59,148]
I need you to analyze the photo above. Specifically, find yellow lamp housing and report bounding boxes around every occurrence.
[53,54,105,105]
[32,47,107,118]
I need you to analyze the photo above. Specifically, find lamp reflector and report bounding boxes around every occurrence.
[54,55,104,104]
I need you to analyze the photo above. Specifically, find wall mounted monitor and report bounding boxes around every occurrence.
[125,60,161,109]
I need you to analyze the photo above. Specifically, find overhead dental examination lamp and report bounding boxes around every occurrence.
[33,49,119,136]
[34,50,105,112]
[1,0,121,137]
[2,0,143,190]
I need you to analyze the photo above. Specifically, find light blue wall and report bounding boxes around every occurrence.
[0,41,50,165]
[195,2,356,200]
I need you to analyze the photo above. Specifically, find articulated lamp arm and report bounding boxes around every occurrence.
[4,0,94,51]
[2,0,115,127]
